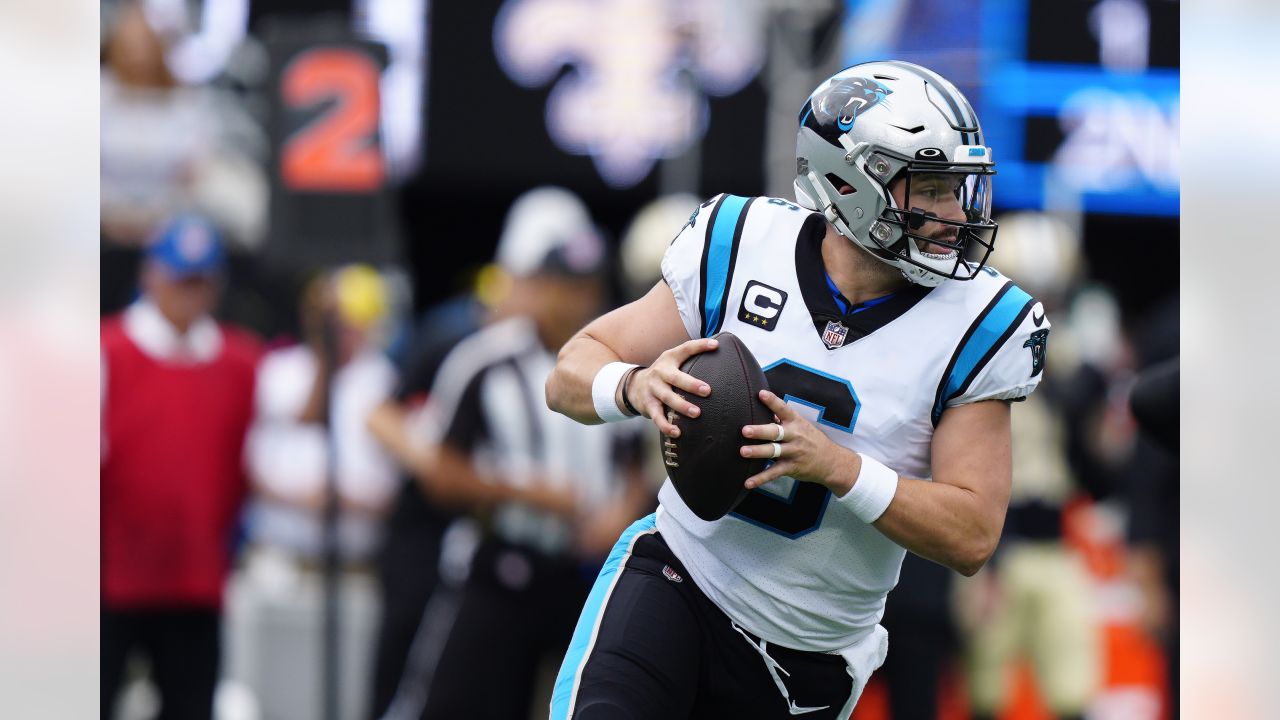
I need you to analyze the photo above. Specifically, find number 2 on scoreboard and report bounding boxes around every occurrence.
[280,47,385,193]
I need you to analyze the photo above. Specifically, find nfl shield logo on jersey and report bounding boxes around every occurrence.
[821,320,848,349]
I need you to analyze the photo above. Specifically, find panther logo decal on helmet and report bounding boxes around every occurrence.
[799,77,893,143]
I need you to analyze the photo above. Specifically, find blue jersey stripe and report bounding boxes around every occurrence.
[932,284,1032,424]
[702,195,750,336]
[550,513,657,720]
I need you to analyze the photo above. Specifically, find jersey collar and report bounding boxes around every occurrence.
[794,215,933,348]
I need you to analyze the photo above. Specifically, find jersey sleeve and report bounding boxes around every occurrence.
[660,195,720,340]
[934,283,1050,424]
[954,303,1050,405]
[661,193,764,339]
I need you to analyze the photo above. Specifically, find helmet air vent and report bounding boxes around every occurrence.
[825,174,856,195]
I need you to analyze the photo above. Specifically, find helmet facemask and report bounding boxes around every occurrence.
[867,155,997,286]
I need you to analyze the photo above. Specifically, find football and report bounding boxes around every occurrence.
[662,332,774,521]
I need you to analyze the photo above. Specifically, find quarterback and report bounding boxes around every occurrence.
[546,61,1048,719]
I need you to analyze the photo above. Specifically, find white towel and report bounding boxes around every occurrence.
[832,623,890,717]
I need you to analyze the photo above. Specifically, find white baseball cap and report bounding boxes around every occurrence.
[496,187,606,278]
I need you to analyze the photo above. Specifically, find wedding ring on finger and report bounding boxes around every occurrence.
[773,424,786,442]
[770,442,782,459]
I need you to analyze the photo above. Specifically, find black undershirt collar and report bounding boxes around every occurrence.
[794,214,933,348]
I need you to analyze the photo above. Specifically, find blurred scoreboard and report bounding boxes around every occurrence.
[262,22,399,270]
[979,0,1179,216]
[844,0,1179,217]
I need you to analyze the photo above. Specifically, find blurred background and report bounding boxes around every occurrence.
[95,0,1179,719]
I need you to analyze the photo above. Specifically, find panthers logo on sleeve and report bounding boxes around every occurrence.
[1024,329,1049,377]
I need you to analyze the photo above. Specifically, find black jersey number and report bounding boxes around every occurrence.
[729,359,860,538]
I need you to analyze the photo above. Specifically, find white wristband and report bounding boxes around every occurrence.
[592,362,639,423]
[839,453,899,523]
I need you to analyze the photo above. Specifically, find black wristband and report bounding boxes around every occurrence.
[620,366,643,417]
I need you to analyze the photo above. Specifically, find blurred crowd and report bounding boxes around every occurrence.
[99,2,1177,720]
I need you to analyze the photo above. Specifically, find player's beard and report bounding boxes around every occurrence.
[915,231,959,259]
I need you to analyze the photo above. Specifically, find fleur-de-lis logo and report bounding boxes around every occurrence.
[495,0,764,187]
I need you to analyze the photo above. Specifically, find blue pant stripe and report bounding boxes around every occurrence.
[549,513,658,720]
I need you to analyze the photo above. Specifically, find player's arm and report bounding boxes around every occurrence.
[366,400,438,496]
[365,399,553,514]
[866,399,1011,576]
[423,419,580,518]
[869,292,1043,574]
[545,279,717,435]
[429,442,576,517]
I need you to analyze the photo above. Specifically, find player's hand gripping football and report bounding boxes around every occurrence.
[624,337,718,437]
[739,389,859,495]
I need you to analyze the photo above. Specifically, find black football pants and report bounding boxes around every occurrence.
[552,517,859,720]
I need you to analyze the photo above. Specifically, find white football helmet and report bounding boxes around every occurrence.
[793,61,997,286]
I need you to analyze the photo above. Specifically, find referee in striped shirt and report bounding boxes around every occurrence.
[390,188,653,720]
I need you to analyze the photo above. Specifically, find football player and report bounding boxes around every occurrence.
[545,61,1049,719]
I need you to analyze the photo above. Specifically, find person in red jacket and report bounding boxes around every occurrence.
[100,215,262,720]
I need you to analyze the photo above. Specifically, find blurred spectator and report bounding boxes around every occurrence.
[957,213,1103,720]
[101,0,267,250]
[244,264,399,561]
[364,285,487,719]
[101,215,262,720]
[1125,296,1179,717]
[226,265,400,720]
[387,188,652,720]
[619,193,700,301]
[1128,357,1177,456]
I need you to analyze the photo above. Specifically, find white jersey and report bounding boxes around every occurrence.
[655,194,1050,651]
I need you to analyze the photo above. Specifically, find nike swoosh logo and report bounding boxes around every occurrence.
[788,700,831,715]
[888,123,925,134]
